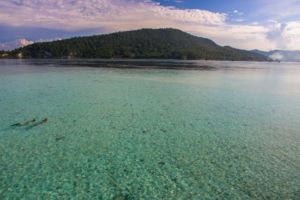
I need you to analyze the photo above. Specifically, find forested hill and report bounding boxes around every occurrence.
[7,28,268,61]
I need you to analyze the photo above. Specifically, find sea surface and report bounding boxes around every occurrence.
[0,59,299,199]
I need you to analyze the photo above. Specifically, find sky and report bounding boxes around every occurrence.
[0,0,300,50]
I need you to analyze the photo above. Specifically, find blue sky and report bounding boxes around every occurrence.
[1,0,300,50]
[155,0,300,23]
[156,0,253,13]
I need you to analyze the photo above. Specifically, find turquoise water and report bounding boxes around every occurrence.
[0,60,299,199]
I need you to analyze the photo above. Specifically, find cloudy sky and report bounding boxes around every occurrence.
[1,0,300,50]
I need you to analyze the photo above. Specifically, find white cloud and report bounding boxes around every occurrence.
[0,0,226,29]
[0,0,299,50]
[270,52,284,60]
[233,10,243,16]
[0,38,33,50]
[282,21,300,50]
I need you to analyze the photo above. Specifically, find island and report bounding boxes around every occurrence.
[2,28,269,61]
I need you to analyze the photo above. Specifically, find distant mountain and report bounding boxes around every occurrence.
[0,39,33,51]
[252,49,300,62]
[6,29,268,61]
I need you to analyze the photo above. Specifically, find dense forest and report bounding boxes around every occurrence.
[6,28,268,61]
[0,50,8,55]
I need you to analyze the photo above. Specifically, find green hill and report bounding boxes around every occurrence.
[8,28,268,61]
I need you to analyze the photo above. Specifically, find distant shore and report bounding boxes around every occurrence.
[0,58,282,71]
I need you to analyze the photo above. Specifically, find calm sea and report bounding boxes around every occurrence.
[0,59,299,199]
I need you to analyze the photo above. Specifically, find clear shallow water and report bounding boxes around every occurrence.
[0,59,299,199]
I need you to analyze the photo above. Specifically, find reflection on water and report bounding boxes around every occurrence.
[0,59,299,199]
[2,58,299,69]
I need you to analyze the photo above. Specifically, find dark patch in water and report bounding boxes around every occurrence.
[26,118,48,130]
[11,118,36,127]
[160,129,167,133]
[55,136,65,141]
[158,161,166,166]
[23,59,218,71]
